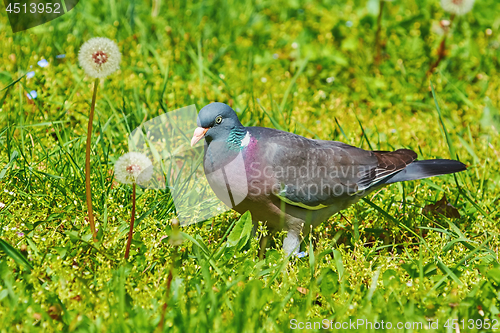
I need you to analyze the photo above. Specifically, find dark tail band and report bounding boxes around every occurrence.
[381,159,467,185]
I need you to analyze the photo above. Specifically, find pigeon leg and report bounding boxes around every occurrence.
[283,229,301,256]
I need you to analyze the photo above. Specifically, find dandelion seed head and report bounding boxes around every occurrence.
[78,37,121,78]
[168,218,184,246]
[440,0,475,15]
[114,152,153,185]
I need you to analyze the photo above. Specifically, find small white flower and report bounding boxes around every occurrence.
[440,0,475,16]
[0,202,5,209]
[114,152,153,185]
[260,77,267,83]
[26,90,37,100]
[291,42,299,49]
[296,251,308,258]
[78,37,121,78]
[326,76,335,83]
[37,59,49,68]
[26,71,35,79]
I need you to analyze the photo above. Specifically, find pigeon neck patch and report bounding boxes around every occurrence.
[227,127,249,150]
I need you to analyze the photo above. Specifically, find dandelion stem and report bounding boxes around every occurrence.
[427,14,455,76]
[85,78,99,242]
[125,182,136,259]
[158,250,175,332]
[374,0,385,65]
[428,36,447,75]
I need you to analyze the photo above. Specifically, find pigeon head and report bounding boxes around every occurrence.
[191,102,244,146]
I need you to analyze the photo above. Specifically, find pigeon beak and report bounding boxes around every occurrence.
[191,127,209,147]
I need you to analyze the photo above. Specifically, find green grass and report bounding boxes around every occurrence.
[1,0,500,331]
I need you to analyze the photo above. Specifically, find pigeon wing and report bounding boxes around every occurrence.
[248,128,375,208]
[248,128,418,209]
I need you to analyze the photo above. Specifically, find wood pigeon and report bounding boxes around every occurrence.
[191,102,467,256]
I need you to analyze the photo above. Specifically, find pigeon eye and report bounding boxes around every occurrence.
[215,116,223,124]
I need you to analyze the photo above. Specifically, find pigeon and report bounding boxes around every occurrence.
[191,102,467,256]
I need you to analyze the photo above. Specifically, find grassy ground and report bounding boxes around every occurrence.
[0,0,500,331]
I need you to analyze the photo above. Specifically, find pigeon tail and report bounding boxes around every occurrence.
[380,159,467,185]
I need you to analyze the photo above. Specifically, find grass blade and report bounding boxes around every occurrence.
[0,238,33,272]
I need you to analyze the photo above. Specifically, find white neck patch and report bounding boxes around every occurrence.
[240,131,251,147]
